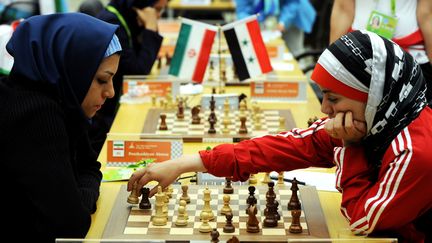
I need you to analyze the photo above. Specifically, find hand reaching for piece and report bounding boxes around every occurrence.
[324,111,367,146]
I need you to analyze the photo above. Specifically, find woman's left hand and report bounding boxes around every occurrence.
[325,111,367,146]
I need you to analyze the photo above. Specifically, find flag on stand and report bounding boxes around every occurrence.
[222,15,273,81]
[169,18,218,83]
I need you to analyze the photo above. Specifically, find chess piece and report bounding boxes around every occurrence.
[239,99,247,117]
[201,187,215,220]
[277,171,284,185]
[158,114,168,131]
[263,181,278,227]
[238,116,248,134]
[246,186,257,214]
[221,195,232,215]
[208,116,216,134]
[191,105,201,124]
[289,210,303,233]
[209,95,216,111]
[246,204,260,233]
[179,199,189,220]
[227,236,240,243]
[288,177,301,210]
[175,205,188,226]
[199,212,212,233]
[139,187,151,209]
[176,98,184,120]
[210,228,220,243]
[248,173,257,184]
[223,177,234,194]
[222,119,230,134]
[277,116,286,133]
[223,98,230,118]
[223,212,235,233]
[165,88,173,108]
[262,172,272,183]
[127,183,140,204]
[180,184,191,203]
[152,186,167,226]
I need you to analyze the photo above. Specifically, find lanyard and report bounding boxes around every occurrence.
[106,5,132,47]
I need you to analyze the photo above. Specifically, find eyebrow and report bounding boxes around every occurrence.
[321,89,332,94]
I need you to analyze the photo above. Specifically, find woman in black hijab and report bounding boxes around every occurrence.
[0,13,121,242]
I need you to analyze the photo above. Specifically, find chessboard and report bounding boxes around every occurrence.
[142,108,296,143]
[103,184,330,242]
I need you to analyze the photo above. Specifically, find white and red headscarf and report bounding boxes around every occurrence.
[311,30,429,172]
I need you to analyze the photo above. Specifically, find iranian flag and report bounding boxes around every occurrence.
[222,15,273,81]
[169,18,218,83]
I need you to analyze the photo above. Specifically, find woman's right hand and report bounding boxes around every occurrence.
[127,154,206,197]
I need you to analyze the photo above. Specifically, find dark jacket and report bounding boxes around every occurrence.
[0,78,102,242]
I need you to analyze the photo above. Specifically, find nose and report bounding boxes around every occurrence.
[104,82,115,99]
[320,98,332,116]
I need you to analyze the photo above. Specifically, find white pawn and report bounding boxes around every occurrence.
[175,205,188,226]
[199,212,212,233]
[179,199,189,220]
[220,195,232,215]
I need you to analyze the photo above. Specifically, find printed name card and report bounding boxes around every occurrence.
[250,77,307,102]
[106,139,183,167]
[121,76,182,104]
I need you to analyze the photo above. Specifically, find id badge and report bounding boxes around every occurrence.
[366,10,398,39]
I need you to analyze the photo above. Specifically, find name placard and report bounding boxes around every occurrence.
[121,76,182,103]
[106,138,183,167]
[250,76,307,102]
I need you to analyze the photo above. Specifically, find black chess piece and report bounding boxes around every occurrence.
[210,95,216,111]
[191,105,201,125]
[210,228,220,242]
[223,177,234,194]
[208,116,216,134]
[139,187,151,209]
[246,204,260,233]
[289,210,303,233]
[264,181,278,227]
[223,212,235,233]
[238,116,247,134]
[176,98,184,119]
[158,114,168,130]
[246,186,257,214]
[227,236,240,243]
[288,177,301,210]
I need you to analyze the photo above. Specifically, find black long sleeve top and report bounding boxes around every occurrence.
[0,79,102,242]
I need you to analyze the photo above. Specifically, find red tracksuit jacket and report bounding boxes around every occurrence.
[199,107,432,242]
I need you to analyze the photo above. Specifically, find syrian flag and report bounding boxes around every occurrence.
[222,15,273,81]
[169,18,218,83]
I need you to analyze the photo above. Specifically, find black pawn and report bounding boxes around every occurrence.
[210,228,220,243]
[139,187,151,209]
[223,177,234,194]
[223,212,235,233]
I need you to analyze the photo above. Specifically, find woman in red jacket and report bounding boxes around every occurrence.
[128,30,432,242]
